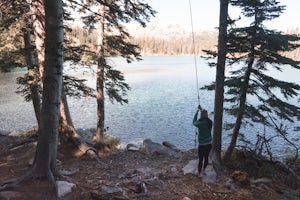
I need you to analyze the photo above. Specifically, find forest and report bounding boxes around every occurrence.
[70,24,300,59]
[0,0,300,199]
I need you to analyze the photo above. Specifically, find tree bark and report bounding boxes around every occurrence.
[211,0,229,174]
[59,87,100,160]
[31,0,45,84]
[23,29,41,127]
[223,57,254,162]
[95,3,106,147]
[32,0,63,180]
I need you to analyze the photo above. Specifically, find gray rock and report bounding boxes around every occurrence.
[126,143,140,151]
[251,177,272,185]
[182,159,217,184]
[136,181,147,193]
[59,169,80,176]
[56,181,76,198]
[201,165,217,184]
[92,186,129,200]
[0,130,10,135]
[225,179,237,191]
[144,178,164,189]
[101,186,124,195]
[0,191,23,200]
[142,139,182,158]
[162,141,181,152]
[182,159,198,175]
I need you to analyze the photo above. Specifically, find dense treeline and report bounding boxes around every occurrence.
[67,25,300,59]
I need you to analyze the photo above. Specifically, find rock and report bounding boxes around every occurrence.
[92,186,129,200]
[56,181,76,198]
[231,170,250,186]
[144,178,164,189]
[126,143,140,151]
[91,186,129,200]
[0,130,10,135]
[170,166,178,173]
[201,165,217,184]
[0,191,23,200]
[225,179,237,191]
[101,186,124,194]
[182,159,198,175]
[182,159,217,184]
[59,169,80,176]
[135,181,147,193]
[134,167,152,175]
[162,141,181,152]
[56,159,62,166]
[28,157,34,166]
[131,175,142,182]
[251,177,272,185]
[142,139,182,158]
[182,197,191,200]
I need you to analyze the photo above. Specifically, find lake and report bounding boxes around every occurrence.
[0,56,299,158]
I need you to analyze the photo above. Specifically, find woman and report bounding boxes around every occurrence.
[193,107,212,176]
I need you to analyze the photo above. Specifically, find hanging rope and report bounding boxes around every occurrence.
[188,0,201,148]
[188,0,201,108]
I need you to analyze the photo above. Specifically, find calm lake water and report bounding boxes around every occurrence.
[0,56,299,158]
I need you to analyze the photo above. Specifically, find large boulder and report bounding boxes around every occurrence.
[182,159,217,184]
[142,139,182,158]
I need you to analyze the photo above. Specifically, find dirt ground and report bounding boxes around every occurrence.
[0,134,298,200]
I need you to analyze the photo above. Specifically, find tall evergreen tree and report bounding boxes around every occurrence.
[211,0,229,173]
[74,0,156,147]
[31,0,64,181]
[204,0,300,161]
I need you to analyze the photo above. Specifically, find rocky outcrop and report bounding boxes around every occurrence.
[141,139,182,158]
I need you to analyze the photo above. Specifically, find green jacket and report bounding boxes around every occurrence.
[193,111,212,145]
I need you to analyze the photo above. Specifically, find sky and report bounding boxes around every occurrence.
[144,0,300,32]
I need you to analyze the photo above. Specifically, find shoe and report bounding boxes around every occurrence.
[197,172,202,178]
[200,170,206,176]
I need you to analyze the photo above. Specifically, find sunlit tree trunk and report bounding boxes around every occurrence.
[94,3,106,147]
[211,0,228,173]
[32,0,63,181]
[31,0,45,84]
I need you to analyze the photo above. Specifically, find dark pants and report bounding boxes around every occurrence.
[198,144,212,172]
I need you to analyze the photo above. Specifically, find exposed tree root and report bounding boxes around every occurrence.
[59,124,104,164]
[0,166,58,195]
[8,136,37,152]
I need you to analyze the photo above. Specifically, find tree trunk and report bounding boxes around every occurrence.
[223,8,258,162]
[23,29,41,127]
[59,87,100,160]
[211,0,228,174]
[223,56,254,162]
[95,3,106,147]
[32,0,63,180]
[31,0,45,84]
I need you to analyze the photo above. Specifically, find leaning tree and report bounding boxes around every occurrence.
[204,0,300,162]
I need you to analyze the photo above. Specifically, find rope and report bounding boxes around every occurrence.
[188,0,201,148]
[188,0,200,106]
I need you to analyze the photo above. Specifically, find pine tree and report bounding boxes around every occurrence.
[204,0,300,161]
[72,0,156,147]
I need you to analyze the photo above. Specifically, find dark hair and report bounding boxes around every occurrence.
[199,110,212,129]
